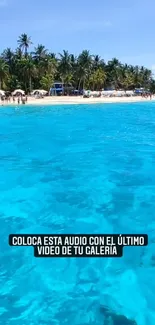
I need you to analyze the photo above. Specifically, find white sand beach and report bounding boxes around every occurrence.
[1,95,154,107]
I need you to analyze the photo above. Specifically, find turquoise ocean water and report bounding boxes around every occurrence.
[0,102,155,325]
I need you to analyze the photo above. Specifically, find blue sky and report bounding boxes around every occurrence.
[0,0,155,71]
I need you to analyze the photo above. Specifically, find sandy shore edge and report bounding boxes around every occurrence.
[1,96,154,106]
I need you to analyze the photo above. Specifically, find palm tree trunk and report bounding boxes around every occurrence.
[83,77,85,90]
[29,76,32,92]
[78,78,82,91]
[61,77,64,95]
[78,77,82,90]
[25,47,28,58]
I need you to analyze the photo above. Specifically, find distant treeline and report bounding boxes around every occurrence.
[0,33,155,93]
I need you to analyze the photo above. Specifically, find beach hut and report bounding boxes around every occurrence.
[134,88,145,95]
[50,82,64,96]
[12,89,25,96]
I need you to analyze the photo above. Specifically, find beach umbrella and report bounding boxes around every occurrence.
[12,89,25,96]
[40,89,48,95]
[0,90,5,96]
[31,90,39,95]
[31,89,47,95]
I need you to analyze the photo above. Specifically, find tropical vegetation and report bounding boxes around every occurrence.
[0,33,155,93]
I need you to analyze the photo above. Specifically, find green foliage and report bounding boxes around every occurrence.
[17,33,32,56]
[0,58,9,89]
[89,68,106,90]
[0,33,153,93]
[40,74,54,91]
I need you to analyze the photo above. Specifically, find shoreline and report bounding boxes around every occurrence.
[1,95,154,106]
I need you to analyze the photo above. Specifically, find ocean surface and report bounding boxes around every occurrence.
[0,102,155,325]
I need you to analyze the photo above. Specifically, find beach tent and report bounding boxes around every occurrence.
[91,91,100,97]
[12,89,25,96]
[31,89,48,96]
[102,90,115,96]
[126,90,134,96]
[40,89,48,95]
[0,90,5,96]
[115,90,126,96]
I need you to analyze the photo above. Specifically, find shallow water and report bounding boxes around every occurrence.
[0,102,155,325]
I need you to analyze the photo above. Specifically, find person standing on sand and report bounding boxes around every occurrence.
[21,97,26,104]
[13,96,15,103]
[18,97,20,105]
[1,96,4,106]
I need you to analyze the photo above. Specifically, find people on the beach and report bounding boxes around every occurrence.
[0,94,29,105]
[21,97,26,104]
[141,91,152,99]
[0,89,154,106]
[1,96,4,105]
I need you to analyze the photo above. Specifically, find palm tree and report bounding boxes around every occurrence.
[0,33,154,93]
[70,54,76,63]
[17,33,32,56]
[77,50,92,89]
[131,65,141,88]
[2,48,15,74]
[122,72,134,90]
[18,55,36,92]
[38,57,57,79]
[40,74,54,91]
[49,52,57,60]
[33,44,48,61]
[105,58,122,89]
[0,59,9,89]
[150,79,155,93]
[15,47,23,60]
[89,68,106,90]
[2,48,14,64]
[93,55,105,71]
[140,67,152,88]
[58,50,72,93]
